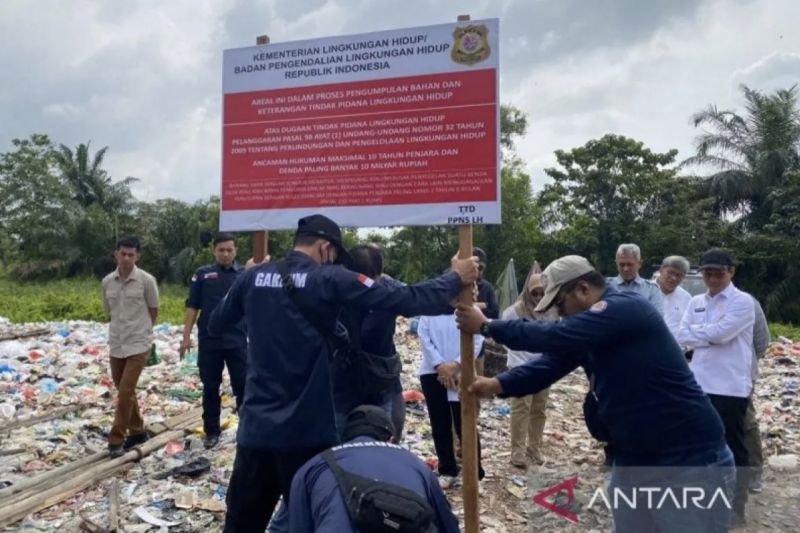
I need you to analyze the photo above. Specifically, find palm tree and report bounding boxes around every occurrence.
[682,85,800,229]
[53,142,138,213]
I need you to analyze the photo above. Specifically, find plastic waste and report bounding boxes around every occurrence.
[0,402,15,418]
[38,378,59,394]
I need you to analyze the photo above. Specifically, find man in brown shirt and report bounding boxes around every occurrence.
[101,237,159,457]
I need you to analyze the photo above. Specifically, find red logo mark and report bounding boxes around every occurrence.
[532,476,580,524]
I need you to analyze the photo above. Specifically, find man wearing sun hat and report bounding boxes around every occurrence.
[209,213,480,533]
[456,255,735,531]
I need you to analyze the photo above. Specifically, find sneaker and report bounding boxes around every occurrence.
[108,443,125,458]
[123,432,149,450]
[748,470,763,494]
[204,434,220,449]
[438,475,458,490]
[510,452,528,469]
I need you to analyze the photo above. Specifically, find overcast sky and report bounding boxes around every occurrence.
[1,0,798,203]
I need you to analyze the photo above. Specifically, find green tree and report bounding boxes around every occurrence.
[0,135,80,277]
[683,85,800,228]
[53,142,137,214]
[537,134,681,275]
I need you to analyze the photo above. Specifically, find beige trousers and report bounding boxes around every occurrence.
[510,388,550,455]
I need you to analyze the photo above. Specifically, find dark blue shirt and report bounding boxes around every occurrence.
[186,263,247,350]
[490,288,726,466]
[208,251,461,451]
[289,436,460,533]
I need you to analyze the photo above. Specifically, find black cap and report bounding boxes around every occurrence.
[699,248,734,270]
[342,405,395,442]
[473,247,487,266]
[295,214,352,266]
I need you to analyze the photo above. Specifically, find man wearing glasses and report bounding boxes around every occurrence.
[678,249,755,527]
[456,255,734,532]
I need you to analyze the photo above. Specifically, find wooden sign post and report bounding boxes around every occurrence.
[252,33,271,263]
[457,15,480,533]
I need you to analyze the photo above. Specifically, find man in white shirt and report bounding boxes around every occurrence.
[678,248,754,527]
[608,243,664,313]
[657,255,693,342]
[418,310,485,489]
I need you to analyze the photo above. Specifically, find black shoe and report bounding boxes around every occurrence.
[204,434,220,449]
[108,444,125,458]
[123,432,149,450]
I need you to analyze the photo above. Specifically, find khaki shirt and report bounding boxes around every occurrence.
[102,266,159,358]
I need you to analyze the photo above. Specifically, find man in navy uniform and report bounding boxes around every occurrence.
[180,232,247,449]
[209,214,478,533]
[457,255,734,532]
[289,405,459,533]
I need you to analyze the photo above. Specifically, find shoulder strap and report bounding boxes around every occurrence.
[276,260,335,340]
[321,449,355,499]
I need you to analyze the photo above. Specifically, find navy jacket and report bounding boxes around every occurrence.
[208,251,461,451]
[289,436,460,533]
[334,276,406,414]
[490,288,726,466]
[477,278,499,319]
[186,263,247,350]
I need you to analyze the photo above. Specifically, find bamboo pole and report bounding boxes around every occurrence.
[108,478,119,532]
[0,407,202,502]
[0,404,81,434]
[0,422,196,527]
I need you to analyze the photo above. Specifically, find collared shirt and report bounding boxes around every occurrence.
[678,283,755,398]
[102,266,159,358]
[501,305,559,368]
[661,286,692,341]
[186,262,246,350]
[609,275,664,314]
[289,436,460,533]
[418,312,484,401]
[208,251,461,451]
[490,288,725,465]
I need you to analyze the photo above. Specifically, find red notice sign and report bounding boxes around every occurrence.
[220,19,500,231]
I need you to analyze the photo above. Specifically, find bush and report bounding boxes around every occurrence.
[0,277,187,324]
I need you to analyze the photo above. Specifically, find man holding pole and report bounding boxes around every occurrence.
[456,255,735,531]
[209,214,479,533]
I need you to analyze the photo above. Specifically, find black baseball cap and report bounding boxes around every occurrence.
[295,214,353,267]
[699,248,734,270]
[473,247,488,266]
[342,405,395,442]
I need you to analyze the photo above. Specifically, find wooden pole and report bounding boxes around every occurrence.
[456,16,480,533]
[0,404,81,434]
[252,34,271,263]
[108,478,119,532]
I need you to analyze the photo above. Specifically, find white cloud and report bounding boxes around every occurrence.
[1,0,798,203]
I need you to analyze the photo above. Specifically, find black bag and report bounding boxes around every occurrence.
[277,261,401,395]
[337,312,401,396]
[322,448,436,533]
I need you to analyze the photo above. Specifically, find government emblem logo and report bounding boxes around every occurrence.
[451,24,490,65]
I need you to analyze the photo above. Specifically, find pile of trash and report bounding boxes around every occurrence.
[0,316,798,532]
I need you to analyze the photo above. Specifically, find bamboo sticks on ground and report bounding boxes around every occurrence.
[0,406,204,527]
